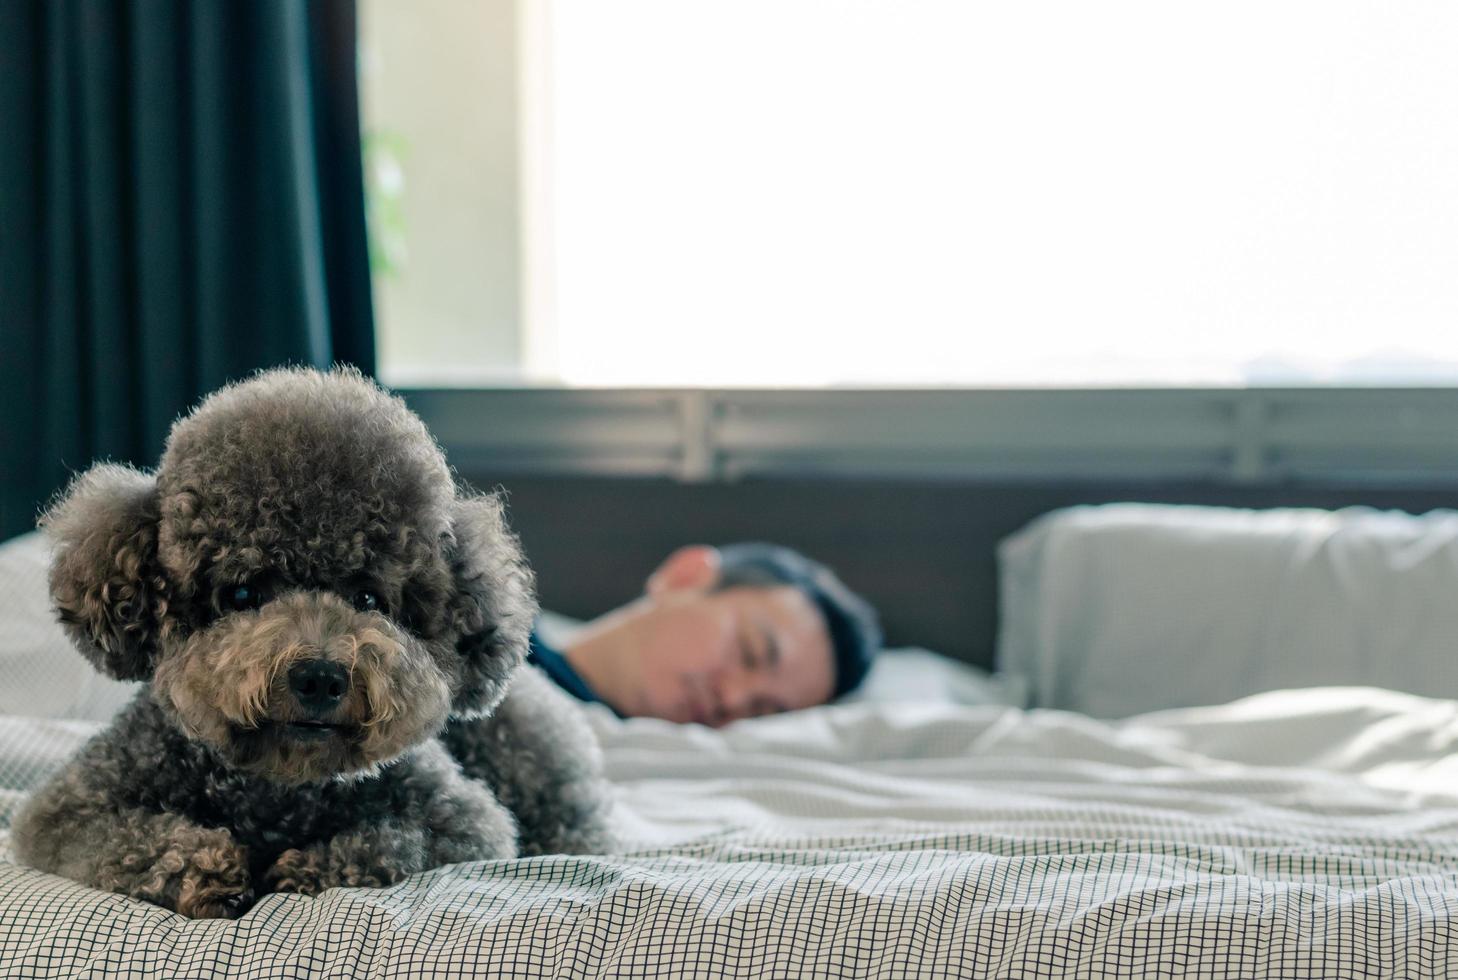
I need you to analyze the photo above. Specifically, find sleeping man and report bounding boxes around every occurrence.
[528,542,881,726]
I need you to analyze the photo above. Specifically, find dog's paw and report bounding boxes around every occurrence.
[263,847,331,896]
[265,843,411,895]
[126,827,253,919]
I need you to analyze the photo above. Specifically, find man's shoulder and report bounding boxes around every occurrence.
[526,630,599,704]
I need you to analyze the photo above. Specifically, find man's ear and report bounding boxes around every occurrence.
[41,464,165,681]
[444,492,538,716]
[645,544,721,597]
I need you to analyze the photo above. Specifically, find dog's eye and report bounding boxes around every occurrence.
[224,584,265,612]
[351,589,381,613]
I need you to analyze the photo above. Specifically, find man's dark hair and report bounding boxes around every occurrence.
[714,543,881,698]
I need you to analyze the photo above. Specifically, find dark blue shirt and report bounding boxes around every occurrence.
[526,629,599,704]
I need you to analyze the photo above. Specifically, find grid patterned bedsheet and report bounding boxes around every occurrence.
[5,689,1458,978]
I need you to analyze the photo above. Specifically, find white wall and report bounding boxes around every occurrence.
[359,0,523,385]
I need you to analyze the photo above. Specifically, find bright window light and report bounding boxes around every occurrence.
[364,2,1458,388]
[545,1,1458,386]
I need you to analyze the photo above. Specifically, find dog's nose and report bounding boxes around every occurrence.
[287,660,349,715]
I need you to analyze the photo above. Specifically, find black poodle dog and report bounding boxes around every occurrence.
[12,367,616,918]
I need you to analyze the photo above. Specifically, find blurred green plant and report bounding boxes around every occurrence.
[363,129,408,279]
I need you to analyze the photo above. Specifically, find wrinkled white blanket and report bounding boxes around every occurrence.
[4,687,1458,978]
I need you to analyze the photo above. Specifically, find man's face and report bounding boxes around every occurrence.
[629,583,835,726]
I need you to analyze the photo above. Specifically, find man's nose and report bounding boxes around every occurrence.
[714,676,755,722]
[288,659,349,716]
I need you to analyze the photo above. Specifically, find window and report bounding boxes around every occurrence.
[363,2,1458,389]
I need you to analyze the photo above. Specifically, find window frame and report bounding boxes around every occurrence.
[400,385,1458,486]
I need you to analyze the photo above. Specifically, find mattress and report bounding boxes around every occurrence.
[4,687,1458,978]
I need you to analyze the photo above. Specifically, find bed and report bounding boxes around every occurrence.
[4,507,1458,978]
[5,690,1458,977]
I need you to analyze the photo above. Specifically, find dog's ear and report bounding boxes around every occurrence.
[443,492,537,716]
[41,464,166,680]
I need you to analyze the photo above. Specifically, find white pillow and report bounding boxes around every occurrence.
[997,503,1458,718]
[0,532,140,722]
[839,648,1027,707]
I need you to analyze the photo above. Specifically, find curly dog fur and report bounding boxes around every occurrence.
[12,367,616,918]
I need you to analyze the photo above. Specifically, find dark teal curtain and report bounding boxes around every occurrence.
[0,0,376,541]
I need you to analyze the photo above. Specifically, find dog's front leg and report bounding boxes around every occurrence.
[263,742,518,897]
[13,770,252,919]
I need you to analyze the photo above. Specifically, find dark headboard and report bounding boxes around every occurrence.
[464,474,1458,671]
